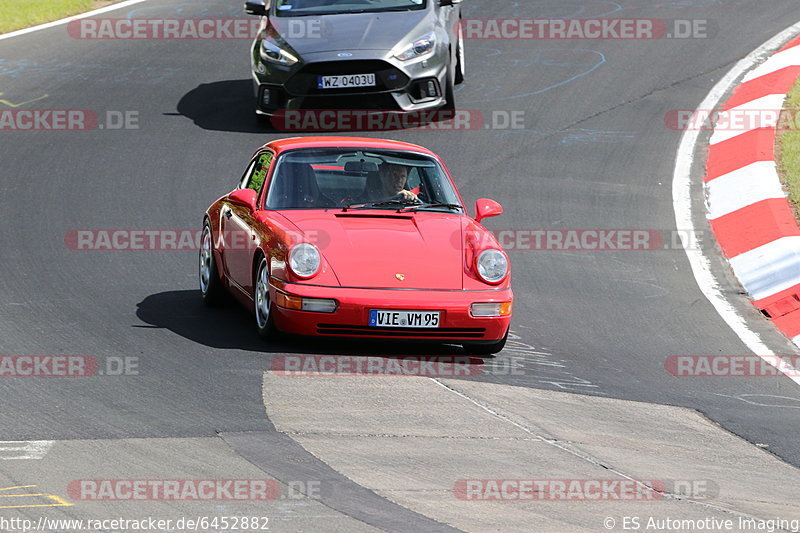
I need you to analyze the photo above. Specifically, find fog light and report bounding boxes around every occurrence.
[470,302,512,317]
[261,88,271,106]
[427,80,437,96]
[302,298,338,313]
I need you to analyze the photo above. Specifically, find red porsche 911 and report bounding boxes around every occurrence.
[200,137,512,355]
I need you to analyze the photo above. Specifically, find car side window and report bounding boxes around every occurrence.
[406,167,421,189]
[239,152,274,192]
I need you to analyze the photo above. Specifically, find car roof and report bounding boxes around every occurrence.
[258,137,436,156]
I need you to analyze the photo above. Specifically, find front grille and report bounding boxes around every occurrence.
[317,324,486,338]
[293,93,401,110]
[285,60,410,96]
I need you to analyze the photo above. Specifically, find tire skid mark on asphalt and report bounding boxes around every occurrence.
[458,47,607,104]
[126,2,242,18]
[710,392,800,410]
[0,58,183,84]
[558,128,638,144]
[462,0,624,19]
[486,332,605,395]
[608,278,671,299]
[471,126,639,141]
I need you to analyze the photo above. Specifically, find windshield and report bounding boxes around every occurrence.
[274,0,427,17]
[265,148,462,210]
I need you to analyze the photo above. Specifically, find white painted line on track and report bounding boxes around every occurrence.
[672,20,800,386]
[0,0,147,41]
[0,441,53,460]
[706,161,785,220]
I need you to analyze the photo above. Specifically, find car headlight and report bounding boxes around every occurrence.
[289,243,320,278]
[394,32,436,61]
[476,249,508,284]
[260,36,299,65]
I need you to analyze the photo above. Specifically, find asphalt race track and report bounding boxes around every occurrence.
[3,1,800,531]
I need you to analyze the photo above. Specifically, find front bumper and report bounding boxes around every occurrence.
[269,280,512,342]
[252,49,449,115]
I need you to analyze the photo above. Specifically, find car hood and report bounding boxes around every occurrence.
[284,211,464,290]
[271,11,430,56]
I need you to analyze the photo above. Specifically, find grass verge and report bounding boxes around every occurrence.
[777,78,800,218]
[0,0,115,34]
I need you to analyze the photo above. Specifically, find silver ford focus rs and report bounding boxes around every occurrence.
[245,0,465,117]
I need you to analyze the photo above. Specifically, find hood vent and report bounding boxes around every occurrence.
[334,213,413,220]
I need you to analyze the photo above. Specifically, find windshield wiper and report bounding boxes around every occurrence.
[400,203,464,212]
[285,7,409,16]
[344,199,411,210]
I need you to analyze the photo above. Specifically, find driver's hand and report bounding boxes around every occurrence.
[394,190,420,203]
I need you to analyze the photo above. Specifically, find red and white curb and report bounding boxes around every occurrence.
[705,35,800,347]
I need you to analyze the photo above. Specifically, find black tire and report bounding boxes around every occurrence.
[255,112,271,128]
[455,25,465,85]
[442,70,456,111]
[199,222,225,307]
[463,330,508,357]
[254,258,278,339]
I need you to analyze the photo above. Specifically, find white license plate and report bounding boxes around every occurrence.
[318,73,376,89]
[369,310,440,328]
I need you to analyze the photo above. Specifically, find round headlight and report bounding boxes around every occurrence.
[476,249,508,284]
[289,243,320,278]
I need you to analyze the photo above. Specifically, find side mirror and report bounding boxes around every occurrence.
[245,0,268,16]
[475,198,503,224]
[229,188,259,212]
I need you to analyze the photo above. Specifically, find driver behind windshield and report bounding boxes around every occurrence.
[379,163,419,203]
